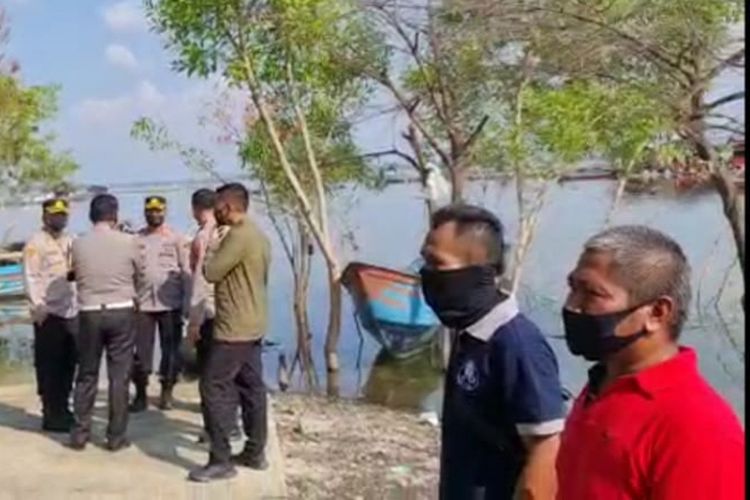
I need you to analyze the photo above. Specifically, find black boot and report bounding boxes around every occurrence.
[188,462,238,483]
[129,383,148,413]
[41,396,71,433]
[158,383,173,410]
[231,449,269,470]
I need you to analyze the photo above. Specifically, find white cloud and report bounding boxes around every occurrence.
[102,1,148,33]
[105,44,139,71]
[73,79,165,126]
[65,77,242,182]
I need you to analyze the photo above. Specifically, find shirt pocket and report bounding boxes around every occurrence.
[157,244,179,271]
[43,250,66,274]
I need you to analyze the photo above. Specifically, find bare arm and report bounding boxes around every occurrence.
[515,434,561,500]
[187,236,207,330]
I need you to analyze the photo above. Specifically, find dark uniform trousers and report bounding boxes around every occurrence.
[196,319,240,437]
[200,339,266,464]
[33,315,78,420]
[71,308,135,443]
[132,310,183,387]
[195,318,214,375]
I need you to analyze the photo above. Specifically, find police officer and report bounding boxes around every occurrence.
[130,196,191,412]
[22,198,77,432]
[69,194,138,451]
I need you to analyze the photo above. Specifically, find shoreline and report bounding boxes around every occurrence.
[272,392,440,499]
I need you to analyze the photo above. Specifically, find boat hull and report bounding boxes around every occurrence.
[342,262,441,359]
[0,264,25,300]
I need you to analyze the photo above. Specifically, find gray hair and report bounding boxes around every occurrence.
[584,225,692,337]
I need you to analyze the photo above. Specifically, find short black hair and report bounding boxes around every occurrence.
[431,203,506,275]
[216,182,249,211]
[90,194,119,223]
[191,188,217,210]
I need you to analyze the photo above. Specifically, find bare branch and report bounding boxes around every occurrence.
[704,47,746,82]
[703,91,746,111]
[361,148,421,170]
[371,72,453,166]
[524,6,694,84]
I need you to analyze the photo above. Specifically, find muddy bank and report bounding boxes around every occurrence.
[273,393,440,499]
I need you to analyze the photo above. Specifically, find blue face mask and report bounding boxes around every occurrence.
[562,305,649,362]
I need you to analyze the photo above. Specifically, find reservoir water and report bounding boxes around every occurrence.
[0,179,744,420]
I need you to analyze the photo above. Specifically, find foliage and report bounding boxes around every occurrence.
[0,10,76,193]
[145,0,384,216]
[131,116,219,178]
[145,0,390,377]
[0,75,77,192]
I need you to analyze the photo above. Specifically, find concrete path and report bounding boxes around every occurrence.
[0,383,287,500]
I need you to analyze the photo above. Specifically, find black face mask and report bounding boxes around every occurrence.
[420,265,501,330]
[145,212,165,228]
[562,305,649,362]
[46,215,68,234]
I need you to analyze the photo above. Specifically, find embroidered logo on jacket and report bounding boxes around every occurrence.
[457,359,480,391]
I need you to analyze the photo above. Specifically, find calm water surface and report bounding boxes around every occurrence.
[0,180,744,420]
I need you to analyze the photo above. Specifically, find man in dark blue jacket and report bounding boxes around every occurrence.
[420,204,565,500]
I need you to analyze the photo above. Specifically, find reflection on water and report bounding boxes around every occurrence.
[0,302,33,385]
[361,348,443,411]
[0,181,744,421]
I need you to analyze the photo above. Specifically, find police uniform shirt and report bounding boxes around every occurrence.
[187,220,226,326]
[136,225,191,313]
[23,230,77,319]
[440,295,565,499]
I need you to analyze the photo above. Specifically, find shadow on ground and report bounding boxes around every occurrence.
[0,391,208,471]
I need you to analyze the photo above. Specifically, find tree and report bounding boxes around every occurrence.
[0,9,77,195]
[358,0,496,205]
[450,0,744,303]
[145,0,386,389]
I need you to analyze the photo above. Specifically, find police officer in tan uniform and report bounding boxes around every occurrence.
[130,196,191,412]
[22,198,77,432]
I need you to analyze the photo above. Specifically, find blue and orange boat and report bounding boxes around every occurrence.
[342,261,442,359]
[0,262,24,300]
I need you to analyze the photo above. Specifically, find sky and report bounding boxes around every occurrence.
[1,0,745,185]
[3,0,255,183]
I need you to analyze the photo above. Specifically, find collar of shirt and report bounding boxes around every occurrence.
[140,224,173,237]
[587,346,698,399]
[462,294,520,342]
[93,223,115,232]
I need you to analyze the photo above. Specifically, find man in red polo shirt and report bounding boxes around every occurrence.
[557,225,744,500]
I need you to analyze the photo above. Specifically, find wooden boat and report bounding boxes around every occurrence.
[0,262,24,300]
[342,261,442,360]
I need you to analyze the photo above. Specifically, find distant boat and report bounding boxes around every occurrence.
[342,262,442,360]
[0,263,24,300]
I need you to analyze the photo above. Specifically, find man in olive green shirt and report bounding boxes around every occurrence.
[189,183,271,483]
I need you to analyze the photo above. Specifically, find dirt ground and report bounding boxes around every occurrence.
[273,393,440,500]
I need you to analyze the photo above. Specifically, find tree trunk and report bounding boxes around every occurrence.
[238,54,339,272]
[711,167,746,309]
[450,164,465,203]
[324,265,343,396]
[606,177,628,226]
[686,93,745,312]
[292,222,316,391]
[419,166,435,219]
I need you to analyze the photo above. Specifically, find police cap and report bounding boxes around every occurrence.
[144,196,167,211]
[42,198,69,215]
